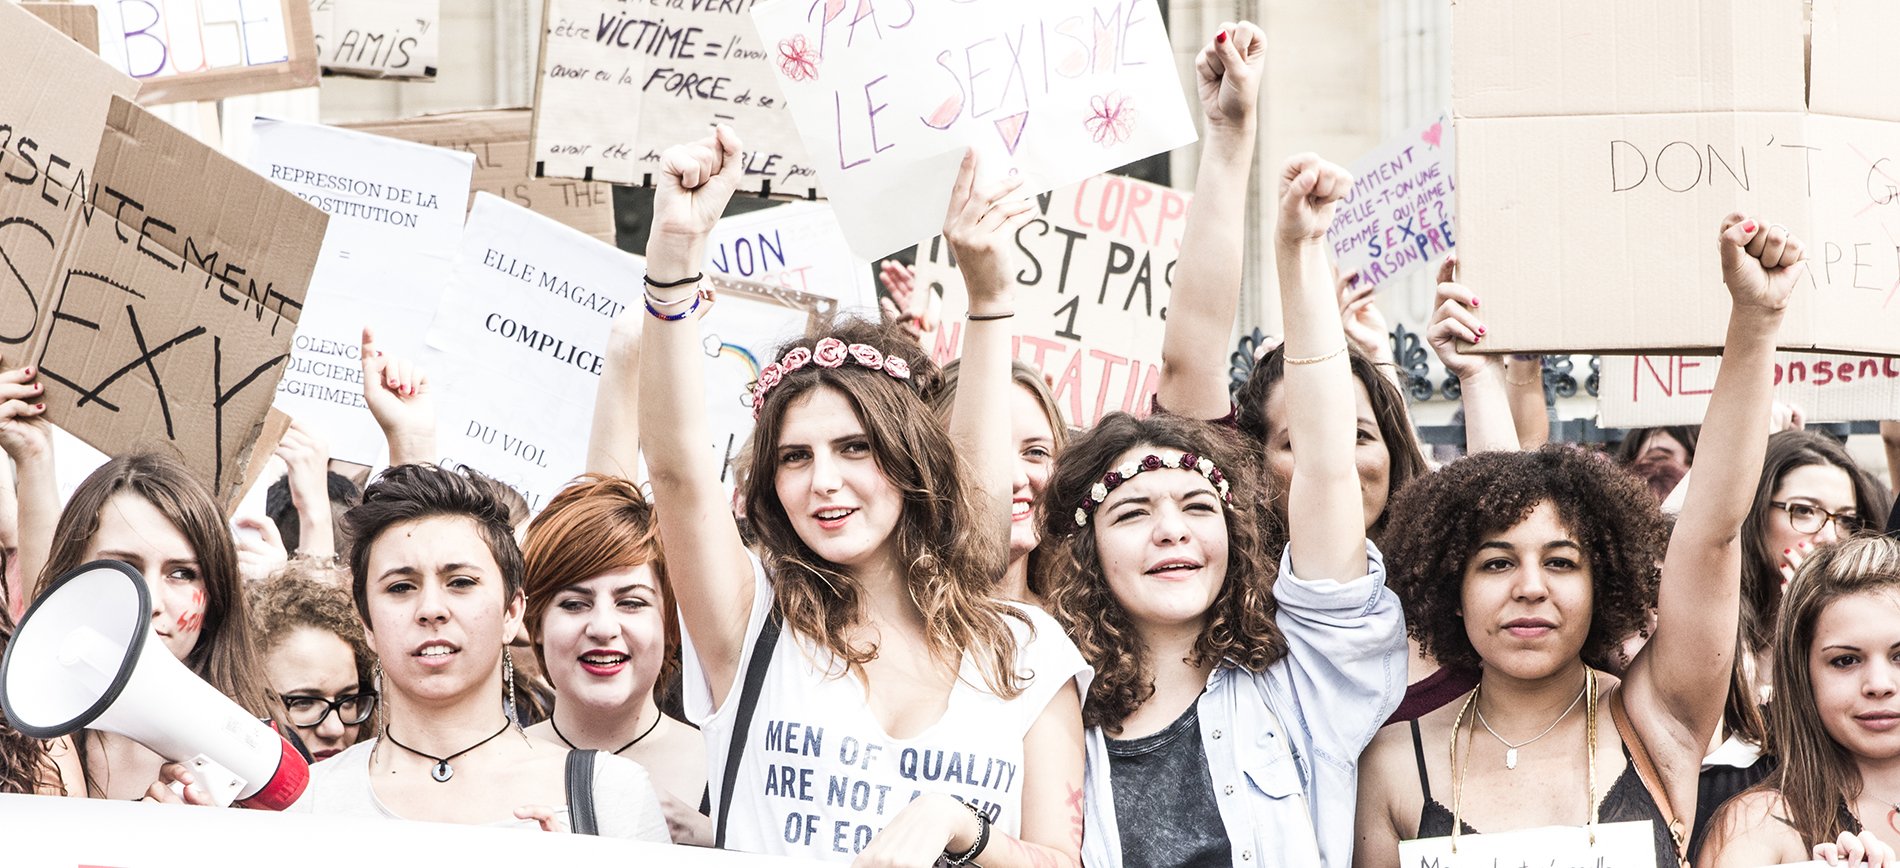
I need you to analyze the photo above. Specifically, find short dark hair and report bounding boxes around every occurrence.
[343,464,525,627]
[1381,445,1666,673]
[265,471,362,554]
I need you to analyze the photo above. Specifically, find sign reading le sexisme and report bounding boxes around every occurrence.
[14,98,327,507]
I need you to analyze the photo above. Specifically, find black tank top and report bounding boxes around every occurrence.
[1408,720,1681,863]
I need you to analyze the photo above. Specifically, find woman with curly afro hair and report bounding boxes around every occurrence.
[1352,215,1805,867]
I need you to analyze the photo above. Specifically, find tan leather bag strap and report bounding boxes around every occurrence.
[1608,687,1689,868]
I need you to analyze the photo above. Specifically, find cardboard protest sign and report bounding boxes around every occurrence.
[345,108,618,246]
[21,2,100,52]
[706,201,875,312]
[310,0,439,80]
[425,193,643,512]
[0,0,139,352]
[750,0,1196,261]
[1453,0,1900,356]
[1327,112,1456,294]
[916,173,1188,428]
[0,793,835,868]
[530,0,818,197]
[1398,821,1658,868]
[79,0,320,104]
[19,97,328,507]
[698,273,836,488]
[1598,352,1900,427]
[249,118,475,466]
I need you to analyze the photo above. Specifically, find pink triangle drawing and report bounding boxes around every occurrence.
[995,112,1029,154]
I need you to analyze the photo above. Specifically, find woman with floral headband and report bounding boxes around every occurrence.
[638,126,1089,867]
[1040,146,1407,867]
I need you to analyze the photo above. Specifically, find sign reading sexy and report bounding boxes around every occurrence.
[249,118,475,467]
[1398,821,1658,868]
[426,193,644,512]
[750,0,1196,261]
[916,173,1188,428]
[1598,352,1900,427]
[80,0,320,104]
[22,97,328,508]
[1327,112,1456,294]
[531,0,819,198]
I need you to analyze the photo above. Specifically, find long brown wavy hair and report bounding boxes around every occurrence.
[743,317,1027,697]
[1751,535,1900,848]
[1039,412,1286,733]
[520,475,679,698]
[39,453,273,796]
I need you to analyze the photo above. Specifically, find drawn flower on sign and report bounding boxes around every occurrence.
[778,35,820,82]
[1084,92,1135,147]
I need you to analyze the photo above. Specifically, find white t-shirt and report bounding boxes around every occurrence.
[291,739,670,842]
[685,560,1090,860]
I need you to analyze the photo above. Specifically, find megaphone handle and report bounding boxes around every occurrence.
[167,754,246,807]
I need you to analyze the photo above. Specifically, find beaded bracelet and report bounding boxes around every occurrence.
[645,291,702,321]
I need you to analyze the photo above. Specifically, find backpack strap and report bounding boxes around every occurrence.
[565,748,600,836]
[714,611,783,849]
[1608,687,1688,867]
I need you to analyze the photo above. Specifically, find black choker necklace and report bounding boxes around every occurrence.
[550,710,661,755]
[383,720,513,782]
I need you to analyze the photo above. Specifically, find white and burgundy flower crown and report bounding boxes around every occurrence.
[751,337,912,418]
[1072,451,1232,529]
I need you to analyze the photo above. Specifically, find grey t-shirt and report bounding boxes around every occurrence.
[291,739,670,842]
[1105,703,1232,868]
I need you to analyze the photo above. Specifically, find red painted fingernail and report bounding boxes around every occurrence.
[1784,548,1792,555]
[1477,326,1486,335]
[1742,221,1757,233]
[21,368,30,377]
[1471,296,1480,307]
[1216,30,1227,43]
[33,403,43,411]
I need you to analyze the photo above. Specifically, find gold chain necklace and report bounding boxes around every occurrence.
[1449,668,1600,852]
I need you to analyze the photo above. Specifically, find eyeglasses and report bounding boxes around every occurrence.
[280,692,377,729]
[1769,501,1865,536]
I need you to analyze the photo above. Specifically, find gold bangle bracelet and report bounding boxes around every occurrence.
[1284,345,1348,366]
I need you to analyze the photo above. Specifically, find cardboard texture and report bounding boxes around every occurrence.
[1453,0,1900,355]
[529,0,818,198]
[19,97,328,508]
[917,173,1188,428]
[79,0,320,105]
[344,108,617,245]
[21,2,100,53]
[229,407,292,515]
[311,0,440,80]
[1808,0,1900,123]
[0,1,141,351]
[750,0,1197,261]
[1599,352,1900,427]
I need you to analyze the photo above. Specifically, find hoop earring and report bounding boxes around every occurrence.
[502,648,518,725]
[371,661,387,763]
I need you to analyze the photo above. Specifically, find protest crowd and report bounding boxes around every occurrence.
[6,3,1900,868]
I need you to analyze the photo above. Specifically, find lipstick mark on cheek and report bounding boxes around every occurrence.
[176,589,207,633]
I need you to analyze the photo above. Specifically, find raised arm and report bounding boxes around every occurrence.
[637,126,755,705]
[1504,355,1553,450]
[1426,257,1519,453]
[1156,23,1265,419]
[585,310,642,479]
[359,327,436,467]
[1274,155,1366,580]
[944,150,1035,540]
[275,420,335,558]
[0,361,54,606]
[1626,216,1798,786]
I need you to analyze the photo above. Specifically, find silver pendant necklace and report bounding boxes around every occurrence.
[1472,678,1589,770]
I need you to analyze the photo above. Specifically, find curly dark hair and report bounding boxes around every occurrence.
[1382,445,1666,673]
[1039,412,1287,733]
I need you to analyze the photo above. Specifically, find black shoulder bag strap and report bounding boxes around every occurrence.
[565,748,600,836]
[714,611,783,849]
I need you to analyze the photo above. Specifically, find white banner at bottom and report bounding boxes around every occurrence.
[1398,820,1658,868]
[0,793,831,867]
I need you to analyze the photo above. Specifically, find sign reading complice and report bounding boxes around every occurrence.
[530,0,818,197]
[425,193,643,512]
[1398,822,1658,868]
[751,0,1196,260]
[250,118,475,467]
[1328,112,1456,294]
[916,173,1188,428]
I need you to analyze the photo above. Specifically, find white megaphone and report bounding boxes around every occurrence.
[0,560,308,809]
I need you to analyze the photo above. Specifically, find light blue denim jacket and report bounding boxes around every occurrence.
[1081,541,1406,868]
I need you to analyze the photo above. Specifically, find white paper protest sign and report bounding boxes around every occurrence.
[0,793,832,868]
[312,0,441,79]
[426,193,644,512]
[1328,112,1457,294]
[530,0,818,197]
[706,202,876,313]
[80,0,319,104]
[750,0,1196,260]
[1598,352,1900,427]
[1398,821,1658,868]
[917,173,1187,428]
[251,118,475,466]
